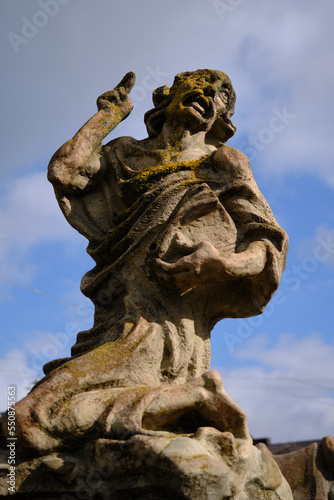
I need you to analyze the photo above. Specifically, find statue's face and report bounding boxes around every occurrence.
[164,71,235,139]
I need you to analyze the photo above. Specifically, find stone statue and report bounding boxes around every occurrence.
[0,70,333,499]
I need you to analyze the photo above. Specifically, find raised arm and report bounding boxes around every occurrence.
[47,72,135,192]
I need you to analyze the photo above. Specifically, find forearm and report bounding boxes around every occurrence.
[221,241,268,278]
[153,237,269,294]
[47,108,121,190]
[66,108,122,160]
[48,71,135,191]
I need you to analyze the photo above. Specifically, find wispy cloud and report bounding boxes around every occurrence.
[0,171,85,302]
[216,333,334,442]
[0,349,39,410]
[209,1,334,185]
[297,225,334,268]
[0,171,74,249]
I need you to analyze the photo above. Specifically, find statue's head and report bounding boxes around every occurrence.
[144,69,236,143]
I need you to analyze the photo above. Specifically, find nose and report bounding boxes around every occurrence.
[203,84,216,98]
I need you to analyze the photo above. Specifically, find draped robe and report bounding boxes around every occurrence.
[45,137,288,387]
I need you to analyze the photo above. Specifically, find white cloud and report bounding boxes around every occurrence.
[0,281,94,411]
[297,225,334,268]
[0,324,84,412]
[216,333,334,443]
[237,333,334,380]
[0,171,86,302]
[23,329,72,375]
[208,1,334,185]
[0,171,76,249]
[0,349,39,412]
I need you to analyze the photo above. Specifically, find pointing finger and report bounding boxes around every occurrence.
[114,71,136,94]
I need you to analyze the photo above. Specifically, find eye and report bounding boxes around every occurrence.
[220,89,229,103]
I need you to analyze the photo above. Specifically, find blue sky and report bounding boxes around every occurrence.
[1,0,334,443]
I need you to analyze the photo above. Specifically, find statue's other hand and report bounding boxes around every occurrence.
[96,71,136,118]
[152,234,225,294]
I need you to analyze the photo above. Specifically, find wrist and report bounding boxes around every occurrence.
[220,242,267,278]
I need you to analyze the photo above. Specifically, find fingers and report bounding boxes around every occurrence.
[96,72,135,112]
[173,232,197,254]
[151,257,200,295]
[114,71,136,94]
[153,258,192,274]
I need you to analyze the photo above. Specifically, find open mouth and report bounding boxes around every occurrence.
[183,92,213,119]
[191,101,206,115]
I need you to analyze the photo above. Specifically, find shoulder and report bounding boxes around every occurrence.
[213,145,253,182]
[214,145,250,166]
[104,136,139,156]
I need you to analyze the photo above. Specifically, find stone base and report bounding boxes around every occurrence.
[0,431,293,500]
[2,435,333,499]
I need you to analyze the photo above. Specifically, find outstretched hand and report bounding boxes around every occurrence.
[152,233,268,295]
[152,233,226,294]
[96,71,136,118]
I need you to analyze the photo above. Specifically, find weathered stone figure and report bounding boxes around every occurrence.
[1,70,332,499]
[46,69,288,377]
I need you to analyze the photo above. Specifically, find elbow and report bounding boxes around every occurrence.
[47,159,90,192]
[47,140,73,187]
[47,158,70,188]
